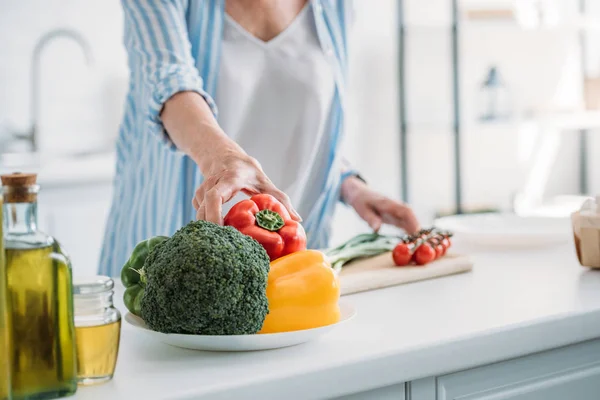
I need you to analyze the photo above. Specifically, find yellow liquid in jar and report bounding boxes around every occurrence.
[0,197,10,400]
[75,320,121,385]
[6,244,77,399]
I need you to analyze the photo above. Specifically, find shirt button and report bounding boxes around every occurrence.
[315,1,322,13]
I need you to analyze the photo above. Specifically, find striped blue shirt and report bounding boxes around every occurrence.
[98,0,355,277]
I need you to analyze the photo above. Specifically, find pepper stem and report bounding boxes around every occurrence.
[255,209,285,231]
[130,266,147,286]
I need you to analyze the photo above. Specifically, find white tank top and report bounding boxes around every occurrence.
[216,3,335,218]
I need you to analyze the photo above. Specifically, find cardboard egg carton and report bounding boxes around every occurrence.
[572,196,600,269]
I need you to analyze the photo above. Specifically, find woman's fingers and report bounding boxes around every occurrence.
[192,154,300,224]
[354,201,383,232]
[378,198,420,234]
[193,176,218,210]
[204,188,224,225]
[196,180,239,224]
[349,187,420,234]
[268,188,302,222]
[195,201,206,221]
[399,209,420,234]
[254,175,301,221]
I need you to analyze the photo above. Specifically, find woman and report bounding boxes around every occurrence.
[99,0,419,276]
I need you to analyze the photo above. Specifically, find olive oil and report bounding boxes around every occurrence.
[2,173,77,400]
[0,196,11,400]
[73,276,121,386]
[75,320,121,383]
[5,244,77,399]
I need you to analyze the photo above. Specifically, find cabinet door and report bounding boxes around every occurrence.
[334,383,405,400]
[436,339,600,400]
[38,183,113,278]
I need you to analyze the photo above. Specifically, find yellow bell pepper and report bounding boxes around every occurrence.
[259,250,341,334]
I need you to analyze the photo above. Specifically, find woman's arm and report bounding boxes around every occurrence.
[160,92,300,223]
[160,92,234,176]
[122,0,300,223]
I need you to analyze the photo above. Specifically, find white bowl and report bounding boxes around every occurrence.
[434,212,571,249]
[124,301,356,352]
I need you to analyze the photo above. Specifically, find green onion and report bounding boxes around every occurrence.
[325,228,451,273]
[325,233,404,274]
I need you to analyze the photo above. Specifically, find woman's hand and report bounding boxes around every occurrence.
[160,92,301,225]
[341,176,420,234]
[191,142,301,225]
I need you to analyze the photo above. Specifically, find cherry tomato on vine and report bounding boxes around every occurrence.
[434,244,444,259]
[414,243,436,266]
[392,243,412,266]
[441,237,451,255]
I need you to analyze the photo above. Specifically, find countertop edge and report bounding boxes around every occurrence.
[179,308,600,400]
[37,175,115,189]
[1,152,116,189]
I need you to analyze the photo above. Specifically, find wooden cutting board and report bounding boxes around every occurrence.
[338,252,473,296]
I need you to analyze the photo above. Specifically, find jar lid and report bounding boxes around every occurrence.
[73,275,114,296]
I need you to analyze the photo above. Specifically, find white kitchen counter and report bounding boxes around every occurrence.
[69,242,600,400]
[0,151,115,187]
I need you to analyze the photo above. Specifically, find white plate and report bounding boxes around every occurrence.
[434,212,571,249]
[124,301,356,352]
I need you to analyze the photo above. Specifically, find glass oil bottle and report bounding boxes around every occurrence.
[0,194,11,400]
[2,173,77,399]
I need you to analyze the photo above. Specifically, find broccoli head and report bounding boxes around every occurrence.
[140,220,270,335]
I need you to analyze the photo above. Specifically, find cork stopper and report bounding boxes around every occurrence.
[1,172,38,203]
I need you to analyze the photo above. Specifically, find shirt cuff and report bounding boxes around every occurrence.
[148,69,219,150]
[339,169,366,205]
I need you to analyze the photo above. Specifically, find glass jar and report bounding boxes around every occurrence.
[73,276,121,386]
[2,173,77,399]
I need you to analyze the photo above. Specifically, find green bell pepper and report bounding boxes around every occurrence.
[121,236,169,316]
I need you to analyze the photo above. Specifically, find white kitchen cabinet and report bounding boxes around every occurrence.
[37,181,113,278]
[335,383,406,400]
[408,339,600,400]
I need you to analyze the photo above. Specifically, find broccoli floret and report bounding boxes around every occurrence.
[140,220,270,335]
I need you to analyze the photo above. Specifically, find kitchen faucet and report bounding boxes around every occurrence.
[1,28,93,153]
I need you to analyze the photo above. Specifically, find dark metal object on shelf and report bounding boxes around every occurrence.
[398,0,409,204]
[396,0,463,214]
[478,66,512,122]
[451,0,463,214]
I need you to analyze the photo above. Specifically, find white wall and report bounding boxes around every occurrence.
[331,0,600,245]
[0,0,127,155]
[1,0,598,248]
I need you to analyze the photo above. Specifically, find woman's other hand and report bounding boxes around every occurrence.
[161,91,300,225]
[341,176,420,234]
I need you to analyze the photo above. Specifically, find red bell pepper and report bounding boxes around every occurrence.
[224,194,307,260]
